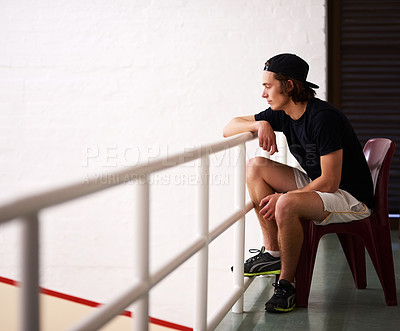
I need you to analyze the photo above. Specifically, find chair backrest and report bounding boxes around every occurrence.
[363,138,396,225]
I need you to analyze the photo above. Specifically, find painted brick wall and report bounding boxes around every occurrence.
[0,0,326,326]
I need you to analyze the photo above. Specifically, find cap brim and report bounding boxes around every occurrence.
[306,81,319,89]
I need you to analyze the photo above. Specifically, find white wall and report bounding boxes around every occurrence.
[0,0,326,327]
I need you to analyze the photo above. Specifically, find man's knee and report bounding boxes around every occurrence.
[246,157,272,182]
[275,194,296,224]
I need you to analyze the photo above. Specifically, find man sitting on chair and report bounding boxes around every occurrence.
[223,53,374,313]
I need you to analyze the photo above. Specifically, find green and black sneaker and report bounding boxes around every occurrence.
[265,279,296,313]
[231,246,281,277]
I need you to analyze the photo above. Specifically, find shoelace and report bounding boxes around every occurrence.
[272,283,287,297]
[245,248,264,263]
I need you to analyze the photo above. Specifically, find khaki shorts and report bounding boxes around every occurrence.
[293,168,372,226]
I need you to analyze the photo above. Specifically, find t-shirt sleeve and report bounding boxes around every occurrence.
[254,109,268,121]
[312,110,344,156]
[254,108,284,131]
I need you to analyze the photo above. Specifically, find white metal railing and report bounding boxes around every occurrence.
[0,132,260,331]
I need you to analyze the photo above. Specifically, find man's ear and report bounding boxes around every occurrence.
[287,79,295,92]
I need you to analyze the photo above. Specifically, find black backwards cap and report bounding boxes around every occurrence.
[264,53,319,89]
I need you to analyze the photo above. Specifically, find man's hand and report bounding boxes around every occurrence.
[223,116,277,156]
[258,121,278,155]
[259,193,283,221]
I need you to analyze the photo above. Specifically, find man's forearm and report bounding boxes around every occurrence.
[292,176,339,194]
[290,150,343,194]
[222,116,259,137]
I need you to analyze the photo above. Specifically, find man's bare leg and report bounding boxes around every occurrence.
[246,157,298,251]
[275,192,330,282]
[246,157,330,281]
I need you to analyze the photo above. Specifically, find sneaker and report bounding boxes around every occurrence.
[231,246,281,277]
[265,279,296,313]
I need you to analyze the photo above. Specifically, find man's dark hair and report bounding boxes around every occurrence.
[274,73,316,103]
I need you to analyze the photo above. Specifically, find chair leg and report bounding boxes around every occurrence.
[296,221,319,308]
[367,226,398,306]
[337,233,367,289]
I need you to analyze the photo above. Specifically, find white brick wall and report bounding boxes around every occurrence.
[0,0,326,326]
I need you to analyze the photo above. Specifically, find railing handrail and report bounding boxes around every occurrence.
[0,131,258,331]
[70,200,255,331]
[0,132,255,223]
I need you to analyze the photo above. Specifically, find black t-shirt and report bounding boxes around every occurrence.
[254,98,374,208]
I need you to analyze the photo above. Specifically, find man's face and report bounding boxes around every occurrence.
[261,71,290,110]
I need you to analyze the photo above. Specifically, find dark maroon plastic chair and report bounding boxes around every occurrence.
[296,138,397,308]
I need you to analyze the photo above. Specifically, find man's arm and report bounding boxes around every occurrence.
[222,115,259,137]
[295,149,343,193]
[258,149,343,220]
[223,115,278,155]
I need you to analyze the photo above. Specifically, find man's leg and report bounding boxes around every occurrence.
[274,192,330,282]
[246,157,298,251]
[263,191,330,313]
[246,157,330,313]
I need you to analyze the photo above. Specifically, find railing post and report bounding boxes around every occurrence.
[232,143,246,313]
[21,213,40,331]
[133,174,150,331]
[194,153,209,331]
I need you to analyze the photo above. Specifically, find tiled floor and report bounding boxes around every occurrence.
[216,230,400,331]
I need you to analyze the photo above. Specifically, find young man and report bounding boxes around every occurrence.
[223,53,374,313]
